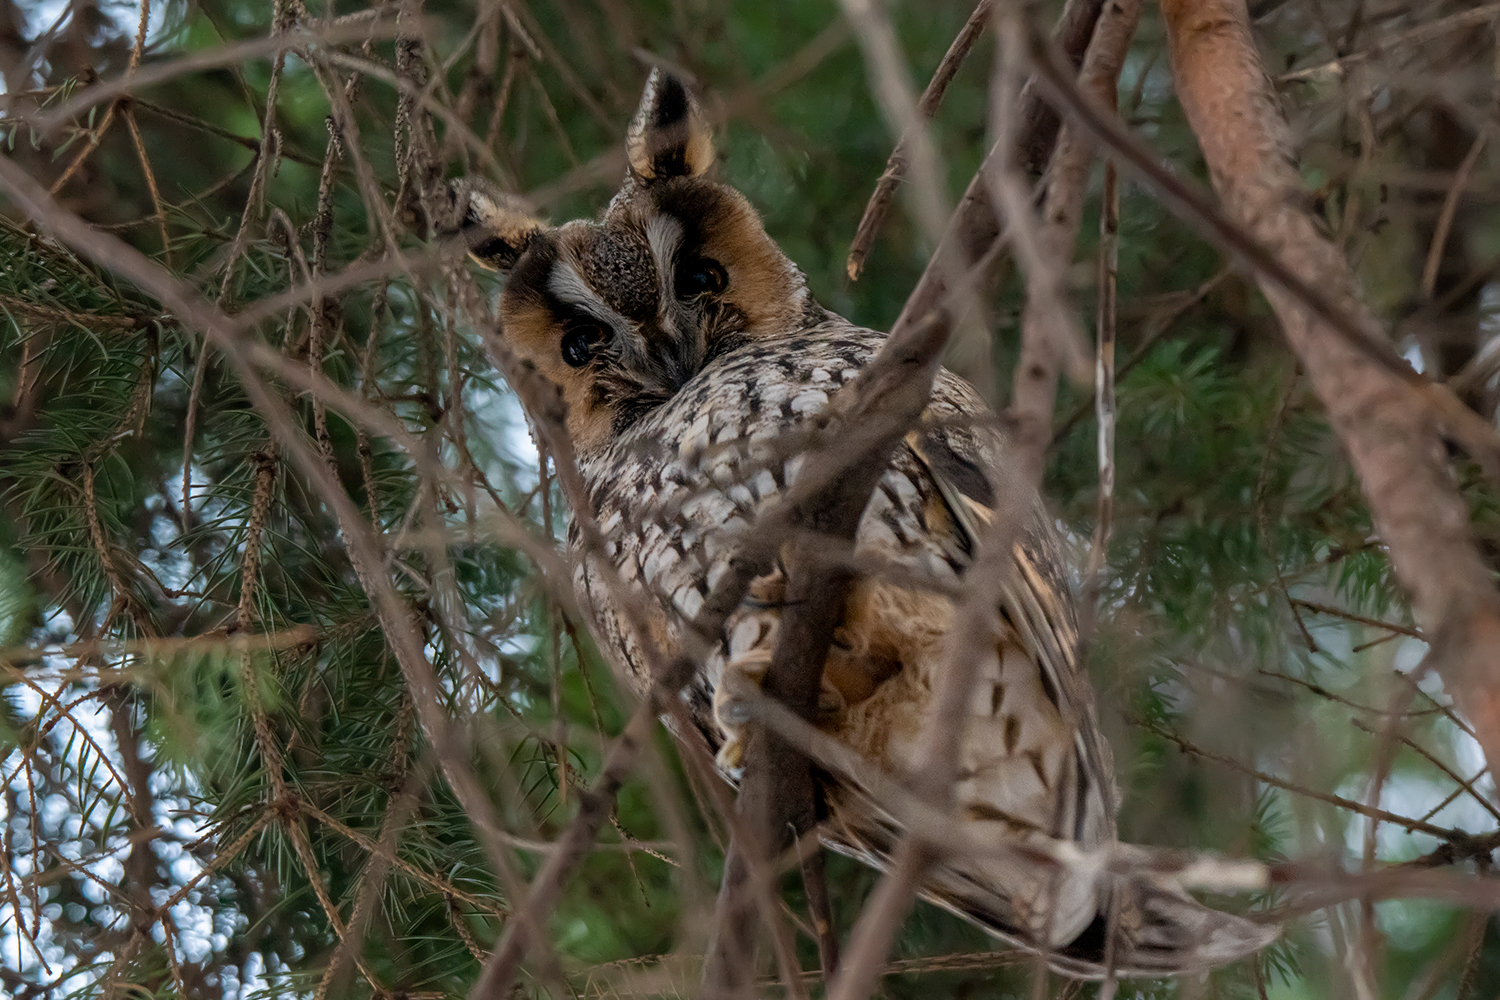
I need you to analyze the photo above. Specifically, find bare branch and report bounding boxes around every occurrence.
[846,0,993,281]
[1007,0,1142,479]
[1278,3,1500,84]
[26,18,406,140]
[889,0,1107,344]
[1081,158,1118,620]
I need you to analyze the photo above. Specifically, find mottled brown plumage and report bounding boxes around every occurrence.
[451,69,1276,978]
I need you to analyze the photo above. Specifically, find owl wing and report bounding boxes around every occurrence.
[902,418,1118,838]
[808,385,1115,952]
[871,382,1276,977]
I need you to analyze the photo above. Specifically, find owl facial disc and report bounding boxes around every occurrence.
[451,71,812,453]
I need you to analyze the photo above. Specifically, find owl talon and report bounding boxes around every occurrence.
[715,736,744,774]
[713,646,852,776]
[713,649,771,724]
[718,699,752,726]
[817,679,846,723]
[712,636,776,775]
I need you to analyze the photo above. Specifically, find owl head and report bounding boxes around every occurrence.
[452,70,814,454]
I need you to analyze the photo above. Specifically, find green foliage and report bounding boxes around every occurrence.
[2,1,1498,998]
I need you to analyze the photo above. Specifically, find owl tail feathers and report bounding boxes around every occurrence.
[1047,880,1281,979]
[927,873,1279,980]
[824,798,1277,980]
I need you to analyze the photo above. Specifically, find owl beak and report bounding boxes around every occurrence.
[643,315,707,393]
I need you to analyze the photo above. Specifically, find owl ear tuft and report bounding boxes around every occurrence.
[626,69,714,183]
[447,178,545,272]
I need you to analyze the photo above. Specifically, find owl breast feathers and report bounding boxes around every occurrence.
[450,69,1277,978]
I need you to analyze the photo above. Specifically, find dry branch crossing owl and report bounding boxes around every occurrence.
[448,70,1277,978]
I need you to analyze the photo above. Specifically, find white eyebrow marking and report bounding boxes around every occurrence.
[547,259,628,330]
[645,214,684,309]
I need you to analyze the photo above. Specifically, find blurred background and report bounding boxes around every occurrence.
[1,0,1499,997]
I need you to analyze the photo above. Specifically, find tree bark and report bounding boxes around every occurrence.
[1158,0,1500,783]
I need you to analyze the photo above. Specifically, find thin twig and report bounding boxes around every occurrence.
[1350,718,1500,827]
[846,0,994,281]
[121,106,171,268]
[1278,3,1500,83]
[28,20,407,139]
[1256,377,1318,652]
[1138,715,1469,840]
[1291,599,1422,639]
[1081,158,1118,621]
[880,0,1108,392]
[836,0,951,253]
[1008,0,1141,479]
[799,828,841,980]
[1421,128,1489,301]
[47,0,152,194]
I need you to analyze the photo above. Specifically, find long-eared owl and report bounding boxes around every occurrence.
[450,70,1275,978]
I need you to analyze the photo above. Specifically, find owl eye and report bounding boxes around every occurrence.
[561,321,608,368]
[677,257,727,298]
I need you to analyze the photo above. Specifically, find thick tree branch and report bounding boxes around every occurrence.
[702,545,846,998]
[1155,0,1500,787]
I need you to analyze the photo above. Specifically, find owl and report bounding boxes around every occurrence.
[451,70,1276,978]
